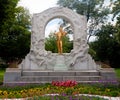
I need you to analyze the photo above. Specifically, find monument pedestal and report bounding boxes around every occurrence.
[4,68,117,85]
[54,55,68,71]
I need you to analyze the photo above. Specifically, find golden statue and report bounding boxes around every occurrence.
[54,26,67,54]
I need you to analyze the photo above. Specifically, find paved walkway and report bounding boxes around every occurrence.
[1,94,120,100]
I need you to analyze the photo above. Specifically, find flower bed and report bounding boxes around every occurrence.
[0,80,120,99]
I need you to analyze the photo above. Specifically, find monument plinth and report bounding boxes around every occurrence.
[54,55,68,71]
[4,7,117,85]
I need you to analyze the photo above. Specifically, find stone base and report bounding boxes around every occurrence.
[4,68,21,83]
[4,68,117,86]
[54,55,68,71]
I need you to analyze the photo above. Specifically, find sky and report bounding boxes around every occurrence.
[18,0,111,15]
[18,0,58,14]
[45,18,63,37]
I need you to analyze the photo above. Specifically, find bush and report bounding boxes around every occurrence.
[0,64,8,69]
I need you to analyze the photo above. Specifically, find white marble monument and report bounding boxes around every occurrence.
[4,7,117,85]
[19,7,97,71]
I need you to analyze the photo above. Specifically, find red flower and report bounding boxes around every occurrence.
[52,80,78,87]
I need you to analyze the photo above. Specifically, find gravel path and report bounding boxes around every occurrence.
[1,94,120,100]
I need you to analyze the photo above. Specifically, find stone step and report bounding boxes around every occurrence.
[4,80,103,86]
[4,68,117,86]
[22,71,100,76]
[20,76,101,82]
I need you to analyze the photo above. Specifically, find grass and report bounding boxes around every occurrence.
[0,69,5,84]
[115,68,120,78]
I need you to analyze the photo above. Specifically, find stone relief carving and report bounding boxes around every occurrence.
[19,7,97,71]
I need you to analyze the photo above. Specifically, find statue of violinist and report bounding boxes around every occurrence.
[54,26,67,54]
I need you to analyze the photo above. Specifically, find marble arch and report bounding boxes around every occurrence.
[31,7,87,52]
[19,7,97,71]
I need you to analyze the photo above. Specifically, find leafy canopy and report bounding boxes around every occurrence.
[0,0,31,63]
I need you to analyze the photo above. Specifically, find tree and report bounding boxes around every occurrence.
[45,32,57,53]
[112,0,120,19]
[115,16,120,44]
[62,35,73,53]
[88,0,120,68]
[15,6,31,29]
[0,0,20,64]
[111,0,120,44]
[0,6,31,63]
[90,24,120,68]
[0,0,19,35]
[57,0,112,42]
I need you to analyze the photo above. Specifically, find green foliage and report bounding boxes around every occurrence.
[0,0,20,63]
[111,0,120,44]
[0,25,30,62]
[45,32,73,53]
[115,68,120,78]
[112,0,120,19]
[114,15,120,44]
[0,63,8,69]
[0,2,31,63]
[15,6,31,29]
[62,36,73,53]
[0,0,19,34]
[90,24,120,68]
[88,46,97,60]
[45,33,57,53]
[0,69,5,85]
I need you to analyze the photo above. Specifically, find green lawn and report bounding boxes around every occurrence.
[0,69,5,82]
[115,68,120,78]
